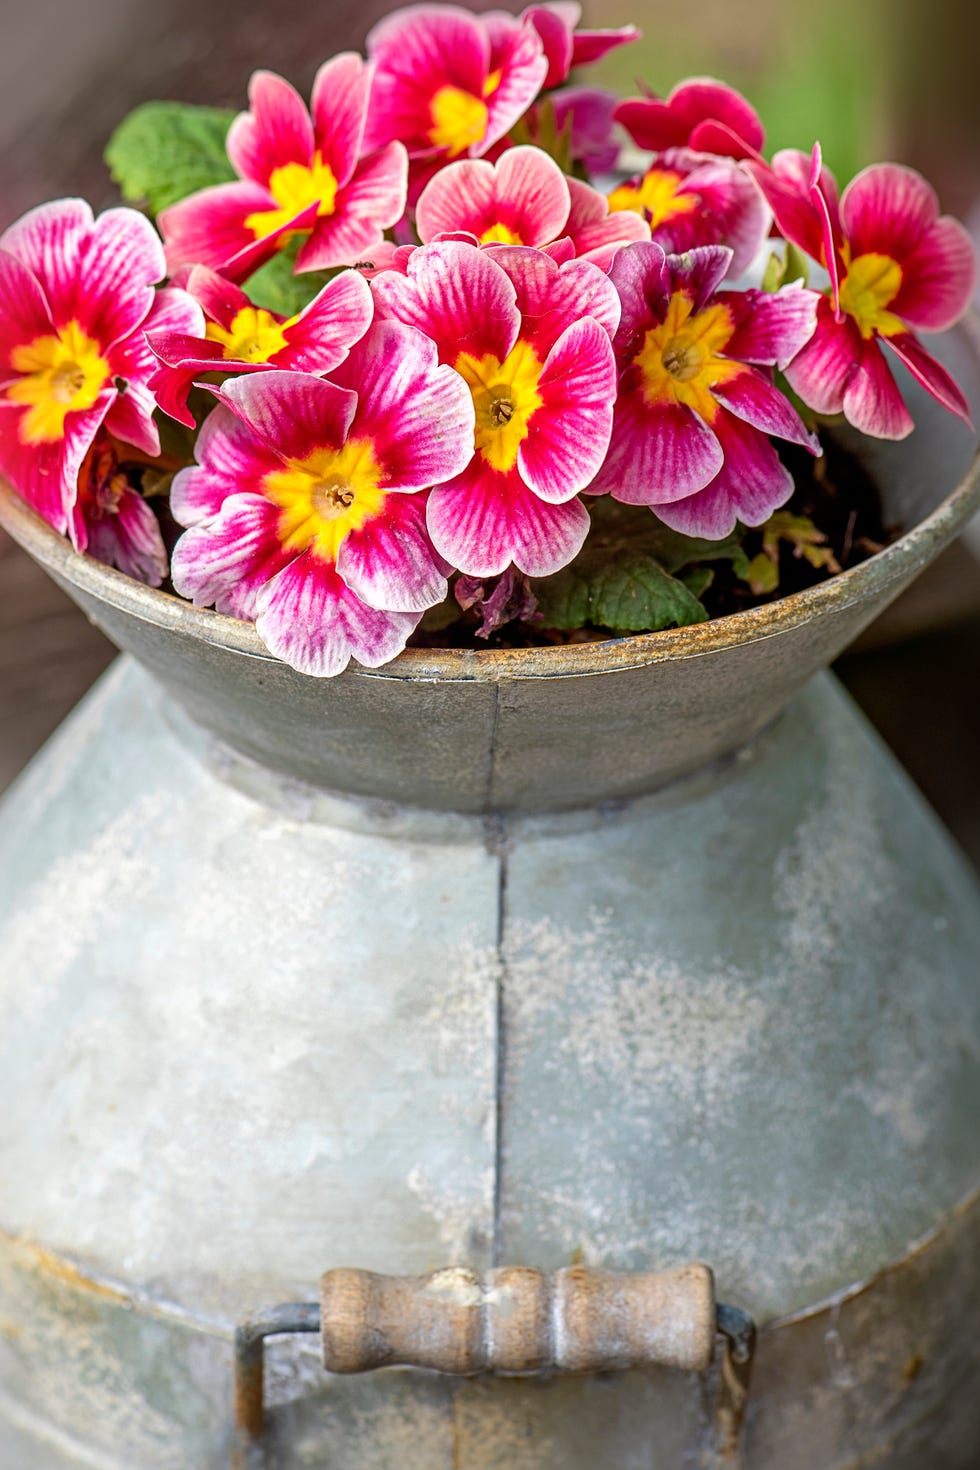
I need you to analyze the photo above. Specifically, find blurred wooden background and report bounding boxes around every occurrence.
[1,0,978,865]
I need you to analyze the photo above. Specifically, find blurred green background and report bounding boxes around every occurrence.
[586,0,979,213]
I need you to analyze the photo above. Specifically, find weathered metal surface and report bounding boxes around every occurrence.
[0,324,978,1464]
[1,324,977,814]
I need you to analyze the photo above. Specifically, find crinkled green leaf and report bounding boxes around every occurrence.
[532,499,751,631]
[105,102,237,214]
[535,551,709,632]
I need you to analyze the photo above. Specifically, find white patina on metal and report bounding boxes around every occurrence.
[0,322,979,1467]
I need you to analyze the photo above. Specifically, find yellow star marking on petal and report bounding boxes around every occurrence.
[478,222,523,245]
[245,151,339,240]
[264,437,387,563]
[455,340,544,472]
[206,307,290,363]
[838,249,904,340]
[7,320,110,445]
[635,291,742,423]
[428,85,489,158]
[608,169,699,229]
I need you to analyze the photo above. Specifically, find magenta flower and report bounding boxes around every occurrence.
[159,58,407,281]
[0,198,202,542]
[523,4,640,90]
[608,147,769,278]
[748,148,976,439]
[416,145,571,247]
[73,433,169,586]
[170,321,475,677]
[594,242,820,539]
[363,5,548,164]
[146,264,373,427]
[415,147,649,272]
[373,239,619,577]
[616,76,765,162]
[548,86,621,175]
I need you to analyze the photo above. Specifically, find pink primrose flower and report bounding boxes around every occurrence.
[594,241,820,539]
[170,321,474,677]
[363,5,548,164]
[608,147,770,278]
[73,432,169,586]
[0,198,202,541]
[522,4,640,90]
[372,239,619,577]
[146,264,374,427]
[415,147,649,271]
[748,147,976,438]
[616,76,765,162]
[159,58,407,281]
[548,86,621,175]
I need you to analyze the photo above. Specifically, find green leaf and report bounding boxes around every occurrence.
[105,102,236,214]
[761,250,787,293]
[244,241,337,316]
[783,241,810,287]
[762,510,840,572]
[746,551,780,595]
[535,551,709,632]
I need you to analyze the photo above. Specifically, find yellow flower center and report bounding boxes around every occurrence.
[245,152,339,240]
[635,291,742,423]
[264,438,386,563]
[428,85,489,158]
[455,340,544,473]
[479,222,523,245]
[205,306,290,363]
[837,250,904,340]
[7,321,110,445]
[608,169,699,229]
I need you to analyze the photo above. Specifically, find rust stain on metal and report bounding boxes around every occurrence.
[0,1231,131,1307]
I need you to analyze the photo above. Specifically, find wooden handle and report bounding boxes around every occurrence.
[320,1263,716,1376]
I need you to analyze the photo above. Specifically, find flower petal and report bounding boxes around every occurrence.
[717,281,820,368]
[570,24,641,68]
[840,163,939,263]
[427,459,589,576]
[490,246,621,355]
[183,265,251,329]
[655,410,793,539]
[550,86,620,175]
[295,143,409,272]
[842,338,914,440]
[608,240,671,360]
[891,215,977,333]
[417,146,570,248]
[615,77,764,155]
[666,243,734,312]
[712,366,820,450]
[523,4,575,89]
[171,491,296,619]
[0,395,112,534]
[106,286,205,453]
[159,180,288,275]
[280,269,374,371]
[373,239,519,365]
[0,249,55,368]
[364,4,490,156]
[311,52,371,188]
[256,553,419,676]
[562,176,650,272]
[216,369,358,464]
[226,70,315,187]
[481,13,550,154]
[328,319,476,490]
[595,393,724,503]
[783,297,861,416]
[0,198,92,330]
[338,490,447,612]
[76,484,168,586]
[170,403,285,526]
[883,332,973,428]
[518,316,616,501]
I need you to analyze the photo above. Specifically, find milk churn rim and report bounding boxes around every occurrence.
[2,316,979,685]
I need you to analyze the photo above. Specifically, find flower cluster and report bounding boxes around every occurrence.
[0,5,975,675]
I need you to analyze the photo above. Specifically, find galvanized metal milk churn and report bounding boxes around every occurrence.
[1,321,979,1468]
